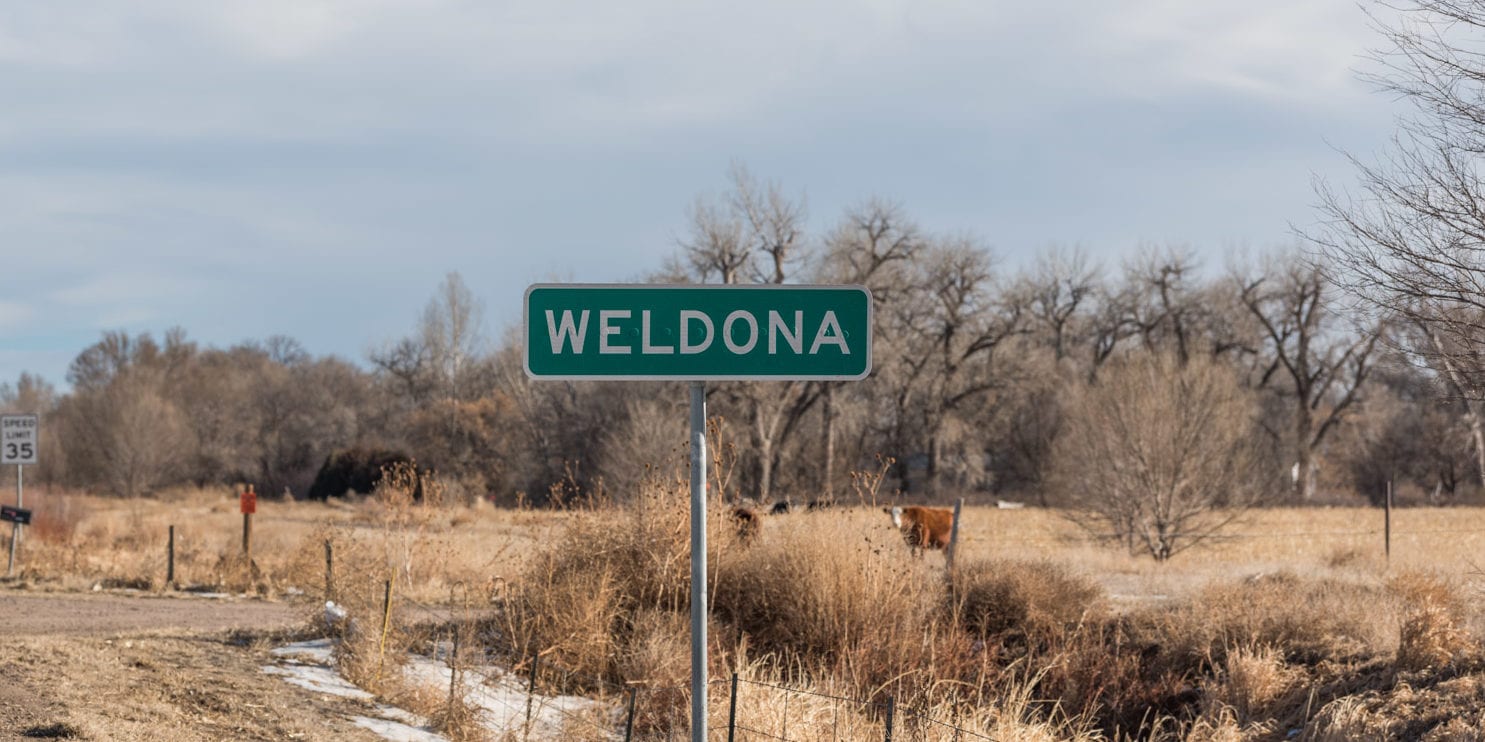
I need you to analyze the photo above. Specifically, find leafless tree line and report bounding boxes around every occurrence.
[5,170,1475,512]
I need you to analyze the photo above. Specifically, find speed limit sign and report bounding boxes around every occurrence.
[1,415,38,466]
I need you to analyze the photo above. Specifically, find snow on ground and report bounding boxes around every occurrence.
[265,637,620,742]
[403,648,620,740]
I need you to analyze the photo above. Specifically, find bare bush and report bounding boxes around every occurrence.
[946,559,1104,642]
[1391,571,1474,672]
[1052,353,1269,560]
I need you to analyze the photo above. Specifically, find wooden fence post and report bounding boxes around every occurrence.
[946,498,964,571]
[376,578,393,682]
[324,539,334,602]
[1385,480,1393,564]
[448,625,461,708]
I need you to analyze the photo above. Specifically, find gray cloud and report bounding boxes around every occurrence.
[0,1,1405,387]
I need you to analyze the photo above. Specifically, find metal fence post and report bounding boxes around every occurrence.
[884,695,895,742]
[624,687,638,742]
[167,525,175,588]
[727,673,738,742]
[523,652,540,742]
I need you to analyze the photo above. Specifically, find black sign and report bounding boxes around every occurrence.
[0,506,31,525]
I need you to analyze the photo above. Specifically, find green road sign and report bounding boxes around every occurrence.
[524,284,872,380]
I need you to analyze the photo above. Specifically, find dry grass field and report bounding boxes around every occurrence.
[5,480,1485,740]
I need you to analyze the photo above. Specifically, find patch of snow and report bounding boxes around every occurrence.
[266,637,620,742]
[261,663,374,701]
[352,715,447,742]
[400,655,621,740]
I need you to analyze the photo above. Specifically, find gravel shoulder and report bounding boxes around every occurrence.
[0,589,387,741]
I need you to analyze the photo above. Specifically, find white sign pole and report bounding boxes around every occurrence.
[688,381,708,742]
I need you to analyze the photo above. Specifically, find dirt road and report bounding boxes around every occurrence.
[0,590,389,741]
[0,591,304,636]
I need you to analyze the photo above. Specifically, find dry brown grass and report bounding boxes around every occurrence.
[6,483,554,604]
[947,558,1104,642]
[11,484,1485,739]
[1391,571,1475,673]
[1199,643,1303,727]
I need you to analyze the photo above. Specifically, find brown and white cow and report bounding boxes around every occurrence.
[883,505,953,556]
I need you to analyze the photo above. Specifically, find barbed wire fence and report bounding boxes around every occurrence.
[354,579,1007,741]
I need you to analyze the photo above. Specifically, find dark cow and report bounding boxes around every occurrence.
[307,447,426,500]
[883,505,954,556]
[769,499,833,514]
[730,506,761,545]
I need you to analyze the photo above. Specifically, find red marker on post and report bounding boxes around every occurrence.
[240,484,256,559]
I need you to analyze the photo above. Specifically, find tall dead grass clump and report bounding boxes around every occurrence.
[1391,570,1474,672]
[711,513,939,688]
[946,559,1104,643]
[720,652,1102,742]
[28,492,85,544]
[498,479,746,686]
[1197,643,1302,728]
[319,469,463,706]
[1154,573,1391,666]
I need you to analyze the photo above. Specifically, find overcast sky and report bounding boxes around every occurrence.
[0,1,1405,389]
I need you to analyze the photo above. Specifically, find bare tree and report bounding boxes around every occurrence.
[882,238,1025,495]
[1239,255,1381,500]
[731,164,807,284]
[1027,246,1098,362]
[815,200,925,498]
[1412,319,1485,487]
[1054,353,1268,560]
[1126,246,1203,364]
[679,198,750,285]
[0,372,60,485]
[674,167,813,503]
[1314,2,1485,432]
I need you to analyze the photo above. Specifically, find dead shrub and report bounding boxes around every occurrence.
[334,576,415,698]
[616,609,689,688]
[711,514,938,670]
[27,493,85,544]
[1155,573,1391,666]
[1200,643,1302,726]
[947,559,1104,642]
[1038,620,1198,736]
[1308,672,1485,741]
[1392,571,1474,672]
[498,479,750,684]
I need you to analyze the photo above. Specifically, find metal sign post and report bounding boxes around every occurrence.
[523,284,873,742]
[7,464,19,577]
[688,382,707,742]
[2,414,38,578]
